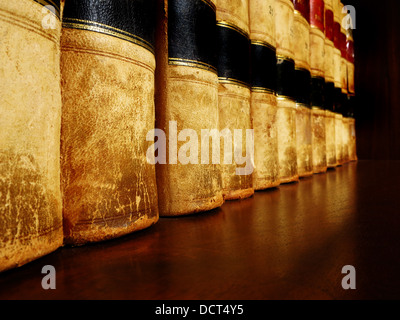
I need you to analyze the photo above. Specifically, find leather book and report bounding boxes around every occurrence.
[275,0,299,183]
[154,0,224,214]
[339,1,349,163]
[293,0,313,178]
[60,0,159,244]
[310,0,327,174]
[333,0,343,165]
[324,0,337,168]
[216,0,254,200]
[249,0,280,189]
[0,0,64,271]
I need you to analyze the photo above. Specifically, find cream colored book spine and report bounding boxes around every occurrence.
[275,0,299,183]
[0,0,64,271]
[61,0,159,244]
[293,0,313,178]
[216,0,254,200]
[155,0,224,215]
[249,0,280,189]
[310,0,327,174]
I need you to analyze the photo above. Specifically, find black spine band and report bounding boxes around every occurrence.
[168,0,217,73]
[250,41,276,94]
[62,0,156,54]
[216,21,250,87]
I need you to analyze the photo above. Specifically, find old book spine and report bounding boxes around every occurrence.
[0,0,64,272]
[310,0,327,174]
[339,1,349,163]
[249,0,280,190]
[217,0,254,200]
[155,0,224,215]
[275,0,299,184]
[324,0,337,168]
[346,29,357,162]
[348,115,357,161]
[293,0,313,178]
[61,0,159,244]
[333,0,343,165]
[346,29,355,95]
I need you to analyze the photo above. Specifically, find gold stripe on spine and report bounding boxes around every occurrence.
[276,94,296,102]
[201,0,216,11]
[251,39,276,51]
[251,87,275,94]
[216,20,249,39]
[168,57,217,74]
[62,18,154,54]
[276,54,294,64]
[218,77,250,89]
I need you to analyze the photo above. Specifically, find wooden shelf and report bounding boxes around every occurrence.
[1,160,399,300]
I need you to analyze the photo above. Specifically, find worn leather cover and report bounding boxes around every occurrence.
[339,2,348,95]
[249,0,280,190]
[348,117,357,161]
[296,104,313,177]
[217,0,254,200]
[155,0,224,215]
[275,0,298,183]
[311,107,327,173]
[342,116,350,163]
[293,0,313,178]
[0,0,64,272]
[61,0,159,244]
[346,29,355,95]
[310,0,327,174]
[323,0,337,168]
[325,110,337,168]
[334,112,344,165]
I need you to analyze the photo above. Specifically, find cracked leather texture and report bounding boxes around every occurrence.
[0,0,64,272]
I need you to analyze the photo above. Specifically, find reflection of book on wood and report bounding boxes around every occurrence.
[249,0,280,189]
[60,0,159,245]
[275,0,299,184]
[154,0,224,215]
[217,0,254,200]
[0,0,64,272]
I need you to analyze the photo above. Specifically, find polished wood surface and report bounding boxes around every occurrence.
[0,161,399,300]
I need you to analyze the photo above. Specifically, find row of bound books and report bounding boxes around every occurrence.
[0,0,356,272]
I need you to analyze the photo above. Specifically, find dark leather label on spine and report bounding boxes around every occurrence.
[325,9,334,41]
[333,87,342,113]
[311,76,325,108]
[250,41,276,94]
[217,21,250,87]
[168,0,217,73]
[62,0,156,54]
[310,0,324,31]
[346,39,354,63]
[34,0,61,19]
[324,81,335,111]
[293,0,310,23]
[340,32,347,58]
[276,56,295,100]
[294,67,311,106]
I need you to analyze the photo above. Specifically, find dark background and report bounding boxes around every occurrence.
[349,0,400,160]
